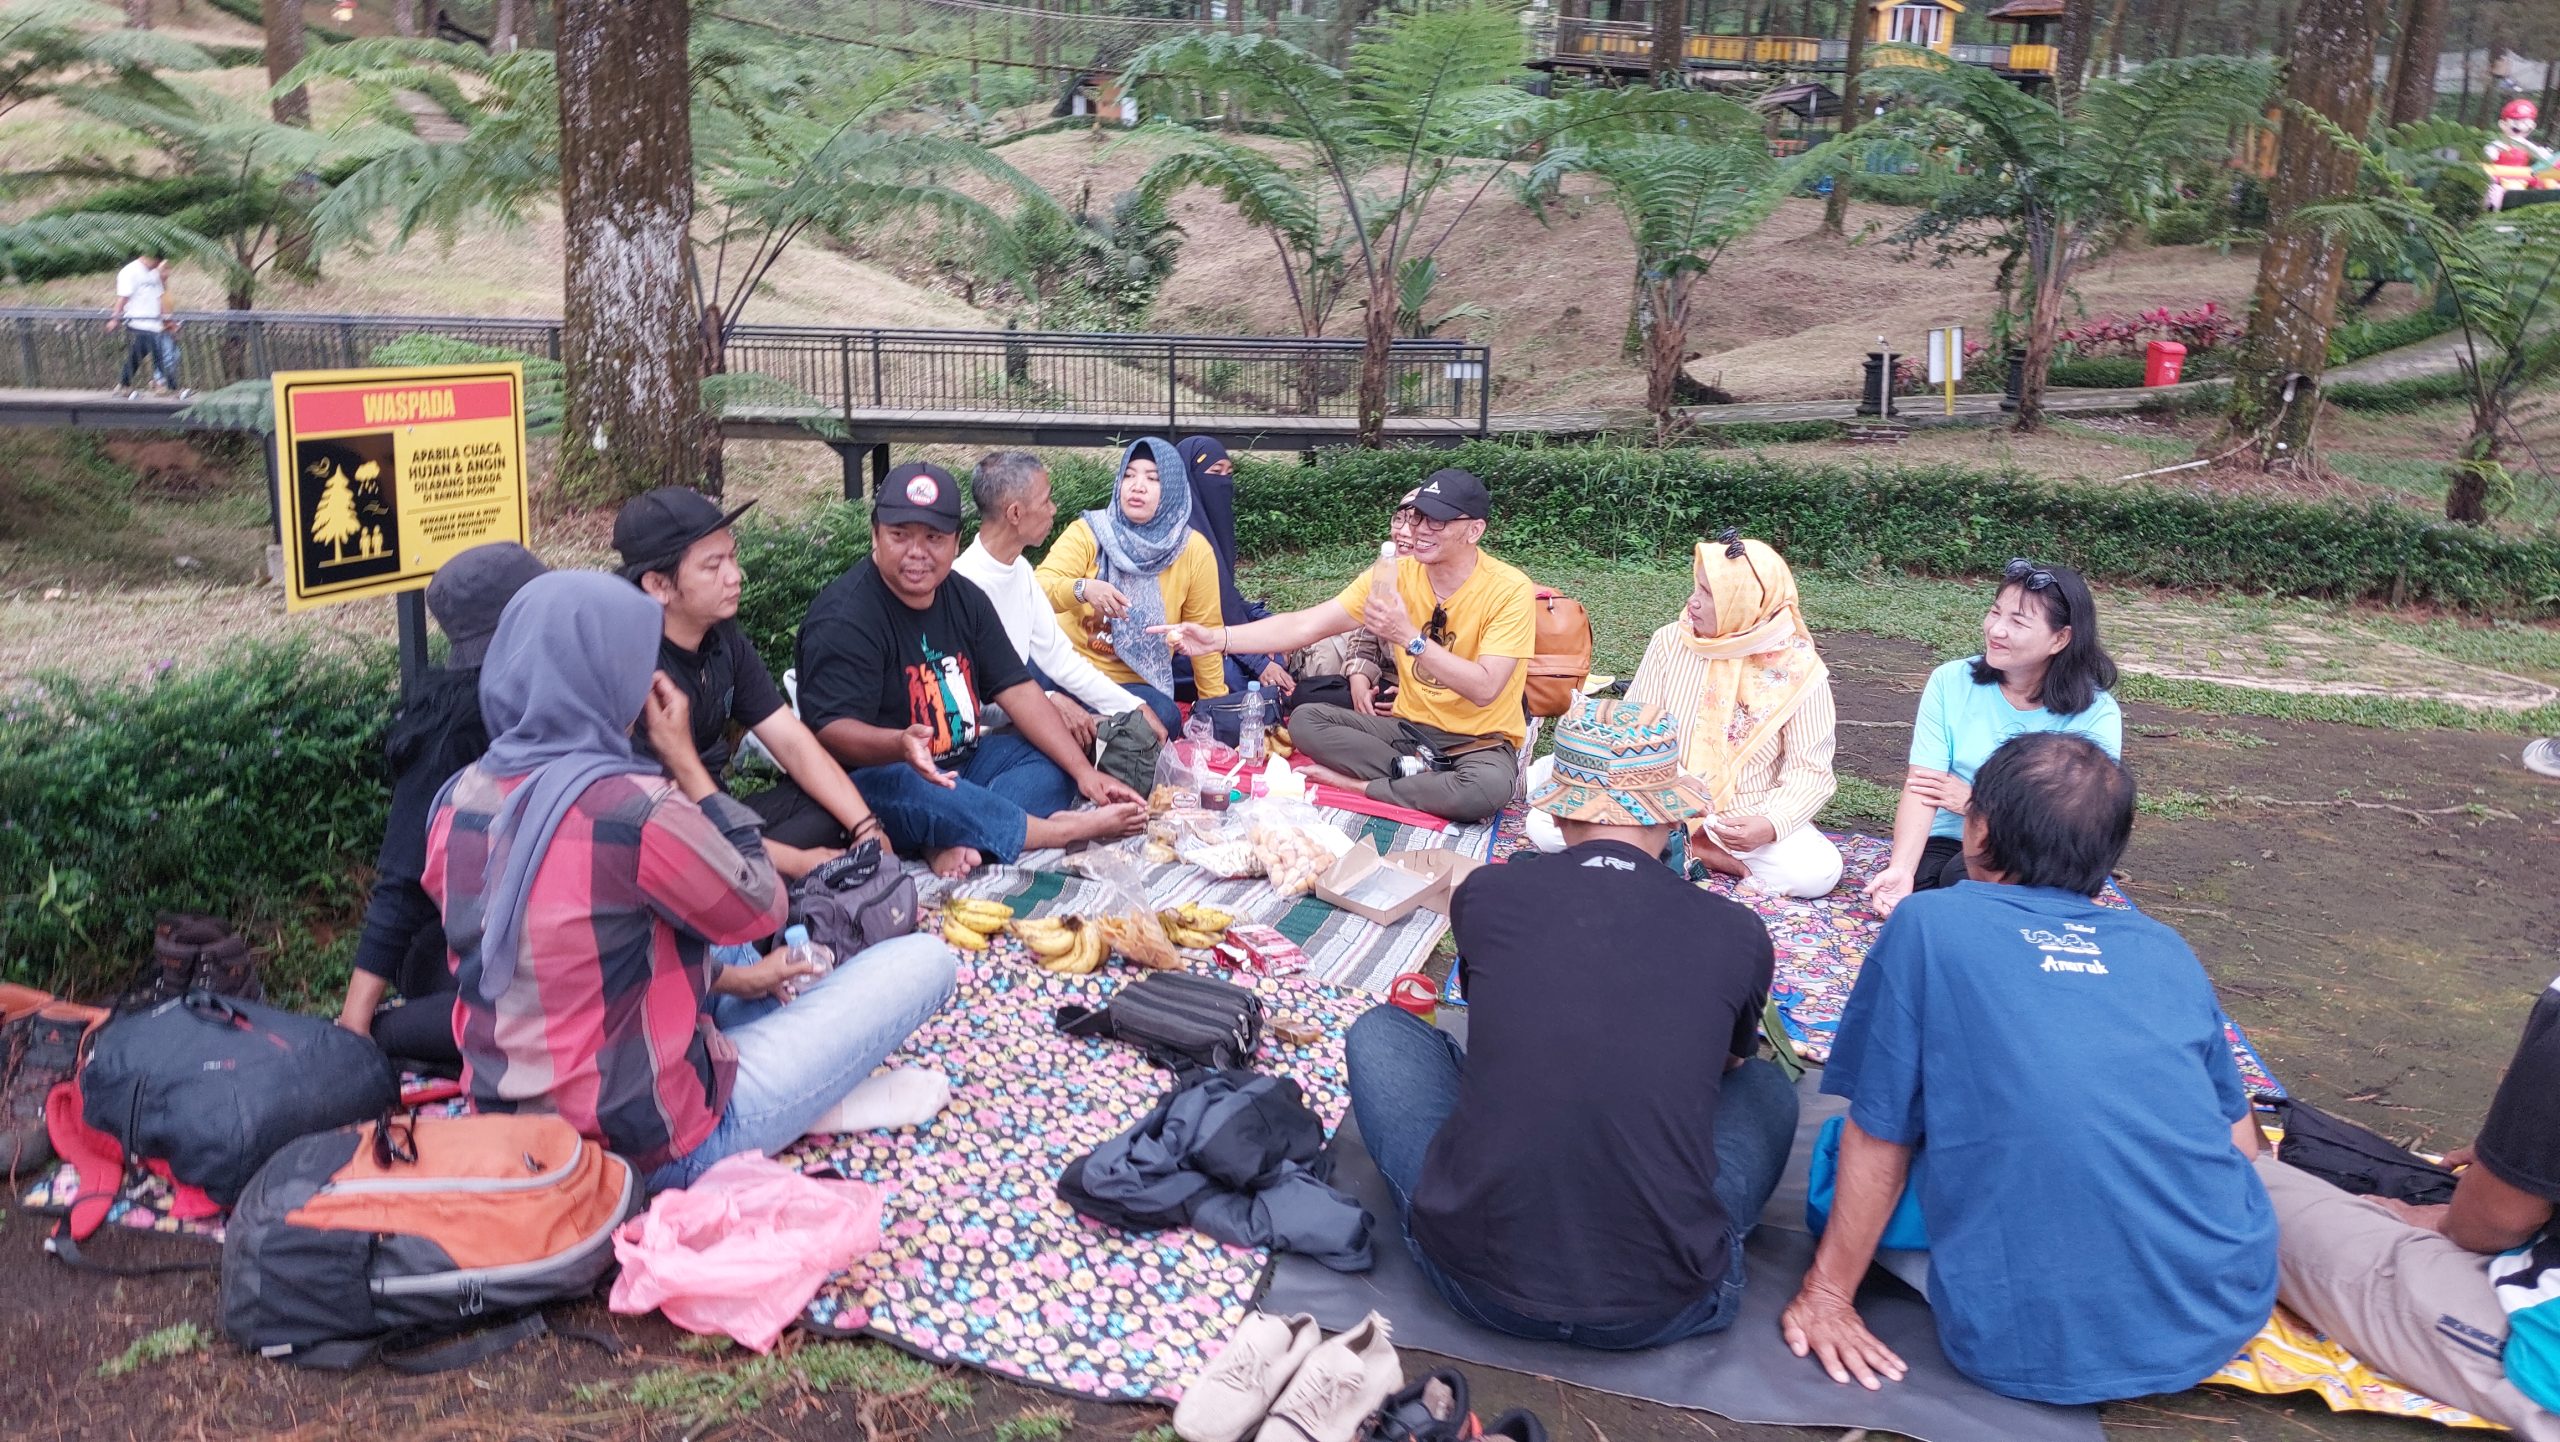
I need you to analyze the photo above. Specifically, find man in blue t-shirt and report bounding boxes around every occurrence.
[1782,731,2275,1405]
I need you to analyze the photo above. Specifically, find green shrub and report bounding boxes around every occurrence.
[0,641,394,998]
[2046,356,2148,389]
[2328,306,2458,365]
[2146,207,2225,247]
[2326,372,2474,413]
[1695,419,1850,447]
[1206,442,2560,611]
[1846,172,1940,208]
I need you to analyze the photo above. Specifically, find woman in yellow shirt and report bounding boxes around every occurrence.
[1036,437,1228,733]
[1527,533,1841,896]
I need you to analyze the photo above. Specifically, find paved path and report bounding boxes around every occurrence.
[1496,382,2203,436]
[2329,330,2476,385]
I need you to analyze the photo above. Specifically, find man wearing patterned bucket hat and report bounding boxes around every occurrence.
[1341,696,1799,1348]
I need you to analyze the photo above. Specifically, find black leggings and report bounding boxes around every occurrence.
[371,993,461,1076]
[1914,835,1970,892]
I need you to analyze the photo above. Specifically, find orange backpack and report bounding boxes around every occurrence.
[1524,589,1595,719]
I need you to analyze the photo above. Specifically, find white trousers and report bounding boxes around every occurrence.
[1522,756,1845,898]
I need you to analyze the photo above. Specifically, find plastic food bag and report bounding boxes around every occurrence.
[1241,798,1355,897]
[1175,811,1262,881]
[1068,841,1184,969]
[608,1153,884,1352]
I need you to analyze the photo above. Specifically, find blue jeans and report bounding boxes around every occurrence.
[648,932,958,1191]
[849,732,1078,863]
[118,326,179,388]
[1122,683,1183,737]
[1343,1003,1800,1350]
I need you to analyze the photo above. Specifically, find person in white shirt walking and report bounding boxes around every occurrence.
[108,252,190,399]
[955,451,1168,750]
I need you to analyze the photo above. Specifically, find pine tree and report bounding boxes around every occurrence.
[311,466,359,562]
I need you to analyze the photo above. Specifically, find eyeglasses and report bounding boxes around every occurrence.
[1396,507,1453,536]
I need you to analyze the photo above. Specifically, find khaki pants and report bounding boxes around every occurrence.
[1288,705,1516,823]
[2256,1154,2560,1439]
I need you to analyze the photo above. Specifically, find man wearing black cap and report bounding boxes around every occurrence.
[1158,467,1535,821]
[613,487,887,880]
[337,540,548,1067]
[795,461,1146,878]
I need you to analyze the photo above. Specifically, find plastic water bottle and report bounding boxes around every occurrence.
[1236,681,1267,771]
[775,923,836,1001]
[1368,539,1399,610]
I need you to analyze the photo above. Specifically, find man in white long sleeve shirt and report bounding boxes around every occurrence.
[956,452,1167,750]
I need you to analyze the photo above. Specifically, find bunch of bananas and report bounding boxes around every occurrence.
[1157,902,1235,951]
[940,898,1016,952]
[1012,915,1107,974]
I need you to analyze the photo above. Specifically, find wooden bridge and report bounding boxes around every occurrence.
[1538,20,2056,79]
[0,307,1492,490]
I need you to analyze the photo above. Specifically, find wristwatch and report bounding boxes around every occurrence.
[1404,634,1428,658]
[1072,578,1088,603]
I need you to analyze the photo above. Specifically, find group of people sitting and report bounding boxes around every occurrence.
[328,438,2559,1433]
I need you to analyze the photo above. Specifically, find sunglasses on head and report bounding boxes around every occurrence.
[1709,527,1769,595]
[2003,558,2072,618]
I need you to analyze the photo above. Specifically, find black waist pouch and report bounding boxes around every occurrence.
[2267,1094,2458,1205]
[1056,971,1265,1073]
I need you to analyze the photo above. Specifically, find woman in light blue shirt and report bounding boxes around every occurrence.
[1865,559,2121,917]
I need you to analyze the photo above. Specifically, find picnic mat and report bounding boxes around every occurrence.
[920,805,1496,995]
[785,947,1373,1400]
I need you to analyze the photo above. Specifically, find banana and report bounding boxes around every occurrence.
[1013,916,1080,960]
[1174,902,1234,933]
[945,898,1016,931]
[941,918,992,951]
[1068,922,1109,974]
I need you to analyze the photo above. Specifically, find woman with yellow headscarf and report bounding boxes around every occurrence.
[1526,533,1842,896]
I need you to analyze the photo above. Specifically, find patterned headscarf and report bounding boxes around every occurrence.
[1626,537,1826,809]
[1083,436,1194,693]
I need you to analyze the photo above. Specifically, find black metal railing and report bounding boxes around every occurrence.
[0,308,1494,433]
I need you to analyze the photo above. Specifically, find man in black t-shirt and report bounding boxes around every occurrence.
[614,487,886,881]
[795,463,1146,878]
[1342,698,1798,1349]
[2253,983,2560,1438]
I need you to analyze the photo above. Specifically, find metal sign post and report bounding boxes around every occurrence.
[1927,326,1964,417]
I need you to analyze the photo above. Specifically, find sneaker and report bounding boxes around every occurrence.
[1255,1312,1402,1442]
[2,1002,104,1184]
[173,387,196,401]
[145,913,261,1006]
[1176,1312,1322,1442]
[2526,738,2560,780]
[1361,1368,1473,1442]
[1480,1410,1548,1442]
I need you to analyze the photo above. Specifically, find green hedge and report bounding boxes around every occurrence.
[2326,372,2474,413]
[2329,306,2458,366]
[0,641,393,997]
[2047,356,2149,389]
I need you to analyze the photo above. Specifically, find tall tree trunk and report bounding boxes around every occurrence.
[2384,0,2447,125]
[126,0,151,28]
[493,0,523,50]
[1819,0,1867,235]
[2164,0,2190,58]
[2014,220,2066,432]
[264,0,309,126]
[557,0,707,502]
[392,0,419,36]
[2054,0,2099,109]
[1644,274,1689,441]
[2096,0,2131,76]
[1650,0,1685,84]
[1355,269,1395,448]
[2445,425,2498,523]
[2223,0,2380,468]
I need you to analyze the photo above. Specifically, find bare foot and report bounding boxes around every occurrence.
[1295,761,1373,795]
[1027,803,1146,849]
[1686,829,1748,879]
[929,845,982,878]
[768,841,844,882]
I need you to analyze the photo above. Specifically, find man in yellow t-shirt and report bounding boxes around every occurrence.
[1154,468,1535,821]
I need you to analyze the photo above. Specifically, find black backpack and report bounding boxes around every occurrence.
[80,991,399,1209]
[794,839,918,959]
[1056,971,1265,1073]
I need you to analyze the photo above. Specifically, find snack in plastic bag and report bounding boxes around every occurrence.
[1241,799,1355,897]
[1066,841,1184,970]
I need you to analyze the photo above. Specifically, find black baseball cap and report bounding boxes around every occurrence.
[612,487,755,578]
[425,541,549,668]
[874,461,963,534]
[1400,467,1490,522]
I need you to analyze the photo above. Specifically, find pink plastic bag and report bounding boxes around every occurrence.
[608,1153,884,1352]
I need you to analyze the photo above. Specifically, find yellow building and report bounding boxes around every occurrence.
[1869,0,1961,54]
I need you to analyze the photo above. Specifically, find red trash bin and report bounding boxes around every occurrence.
[2144,340,2187,387]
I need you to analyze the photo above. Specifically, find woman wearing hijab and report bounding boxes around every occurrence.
[1037,436,1229,734]
[1529,535,1842,898]
[1175,434,1289,697]
[423,571,956,1192]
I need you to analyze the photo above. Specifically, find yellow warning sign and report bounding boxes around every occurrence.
[273,363,531,612]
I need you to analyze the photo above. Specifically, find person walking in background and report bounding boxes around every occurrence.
[107,251,189,399]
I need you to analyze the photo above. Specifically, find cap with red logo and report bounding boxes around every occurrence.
[873,461,963,534]
[2504,98,2540,125]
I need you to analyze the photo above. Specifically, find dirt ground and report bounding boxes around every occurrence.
[7,629,2552,1442]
